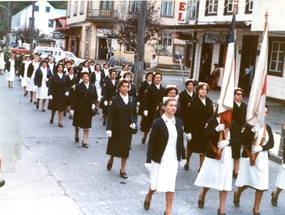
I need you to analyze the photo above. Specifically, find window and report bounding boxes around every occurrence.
[34,5,39,12]
[129,0,140,13]
[29,17,35,26]
[224,0,235,15]
[268,37,285,77]
[48,19,54,28]
[46,6,50,13]
[189,0,198,20]
[158,33,173,55]
[205,0,218,16]
[100,1,113,9]
[125,43,135,52]
[161,0,174,17]
[173,44,185,63]
[80,1,84,15]
[67,1,71,18]
[74,1,78,16]
[245,0,253,14]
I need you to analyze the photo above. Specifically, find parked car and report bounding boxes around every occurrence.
[63,51,85,67]
[10,46,30,54]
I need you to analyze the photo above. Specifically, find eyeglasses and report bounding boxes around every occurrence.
[235,93,243,96]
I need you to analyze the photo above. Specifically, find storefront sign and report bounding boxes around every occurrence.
[177,1,187,24]
[203,33,227,44]
[97,29,111,37]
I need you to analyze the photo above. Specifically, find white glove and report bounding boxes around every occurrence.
[45,78,49,81]
[137,102,140,106]
[27,78,31,82]
[215,124,225,132]
[34,86,38,90]
[218,140,229,149]
[252,145,263,153]
[185,133,192,141]
[179,159,186,167]
[130,123,136,129]
[251,126,260,133]
[144,163,151,171]
[19,75,22,79]
[282,164,285,169]
[48,95,53,100]
[92,104,96,109]
[106,130,112,137]
[71,85,75,89]
[104,101,108,106]
[144,110,148,117]
[65,92,69,96]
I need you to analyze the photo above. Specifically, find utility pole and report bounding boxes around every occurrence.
[0,3,11,48]
[30,2,35,55]
[133,0,147,88]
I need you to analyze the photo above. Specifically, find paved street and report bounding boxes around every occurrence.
[0,73,284,215]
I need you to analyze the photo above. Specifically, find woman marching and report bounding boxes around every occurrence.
[19,55,31,96]
[137,71,153,117]
[48,63,69,127]
[5,53,17,88]
[66,66,78,119]
[144,97,185,215]
[72,71,98,148]
[184,82,213,171]
[27,54,40,103]
[101,68,118,126]
[233,105,274,215]
[105,79,137,179]
[194,106,240,215]
[123,72,137,98]
[34,60,52,112]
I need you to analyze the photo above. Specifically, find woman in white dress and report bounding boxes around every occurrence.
[271,140,285,207]
[144,98,185,215]
[234,105,274,215]
[0,49,5,75]
[34,60,52,112]
[27,55,40,103]
[194,106,240,215]
[5,53,16,88]
[19,55,31,96]
[91,64,105,113]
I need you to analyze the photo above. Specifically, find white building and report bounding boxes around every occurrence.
[11,0,66,38]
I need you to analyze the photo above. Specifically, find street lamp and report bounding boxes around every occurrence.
[0,4,11,48]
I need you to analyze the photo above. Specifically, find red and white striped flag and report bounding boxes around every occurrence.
[246,24,268,128]
[218,14,236,128]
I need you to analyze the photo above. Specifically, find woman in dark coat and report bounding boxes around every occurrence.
[179,79,196,171]
[66,66,78,119]
[101,68,118,126]
[48,64,69,127]
[72,71,98,148]
[184,82,213,172]
[141,72,165,144]
[123,72,137,98]
[106,79,137,179]
[137,71,153,115]
[76,60,91,83]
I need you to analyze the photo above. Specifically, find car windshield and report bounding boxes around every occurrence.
[65,52,75,58]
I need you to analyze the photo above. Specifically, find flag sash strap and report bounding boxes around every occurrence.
[210,141,223,160]
[245,124,266,166]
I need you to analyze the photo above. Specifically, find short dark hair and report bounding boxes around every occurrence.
[185,79,195,87]
[80,71,91,79]
[145,71,153,79]
[118,79,130,89]
[164,87,178,96]
[152,72,162,82]
[196,83,210,94]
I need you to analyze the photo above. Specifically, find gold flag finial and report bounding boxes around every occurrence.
[264,11,269,32]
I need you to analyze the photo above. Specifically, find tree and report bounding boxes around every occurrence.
[113,1,161,52]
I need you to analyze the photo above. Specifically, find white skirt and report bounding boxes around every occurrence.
[36,86,48,99]
[96,86,102,102]
[195,146,233,191]
[235,151,269,190]
[150,160,178,192]
[276,162,285,189]
[6,70,15,81]
[21,76,28,87]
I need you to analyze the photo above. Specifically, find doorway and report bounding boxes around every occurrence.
[199,43,213,82]
[238,35,258,95]
[98,38,108,60]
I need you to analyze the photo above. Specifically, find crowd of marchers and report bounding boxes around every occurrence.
[0,49,284,215]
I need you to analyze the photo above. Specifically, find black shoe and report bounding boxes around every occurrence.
[271,191,278,207]
[50,119,53,124]
[0,179,5,188]
[82,142,88,148]
[58,123,63,128]
[143,194,150,210]
[217,209,226,215]
[253,208,261,215]
[142,138,146,144]
[198,199,204,209]
[75,137,79,143]
[63,111,66,116]
[107,162,112,171]
[30,99,32,103]
[120,170,128,179]
[42,109,45,112]
[184,164,189,171]
[233,191,240,207]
